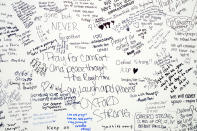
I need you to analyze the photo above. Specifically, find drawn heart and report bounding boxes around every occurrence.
[133,22,139,28]
[98,25,104,30]
[41,81,50,91]
[133,68,138,74]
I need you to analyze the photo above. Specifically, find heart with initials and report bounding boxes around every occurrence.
[133,68,138,74]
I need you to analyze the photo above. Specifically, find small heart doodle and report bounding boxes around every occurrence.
[133,68,138,74]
